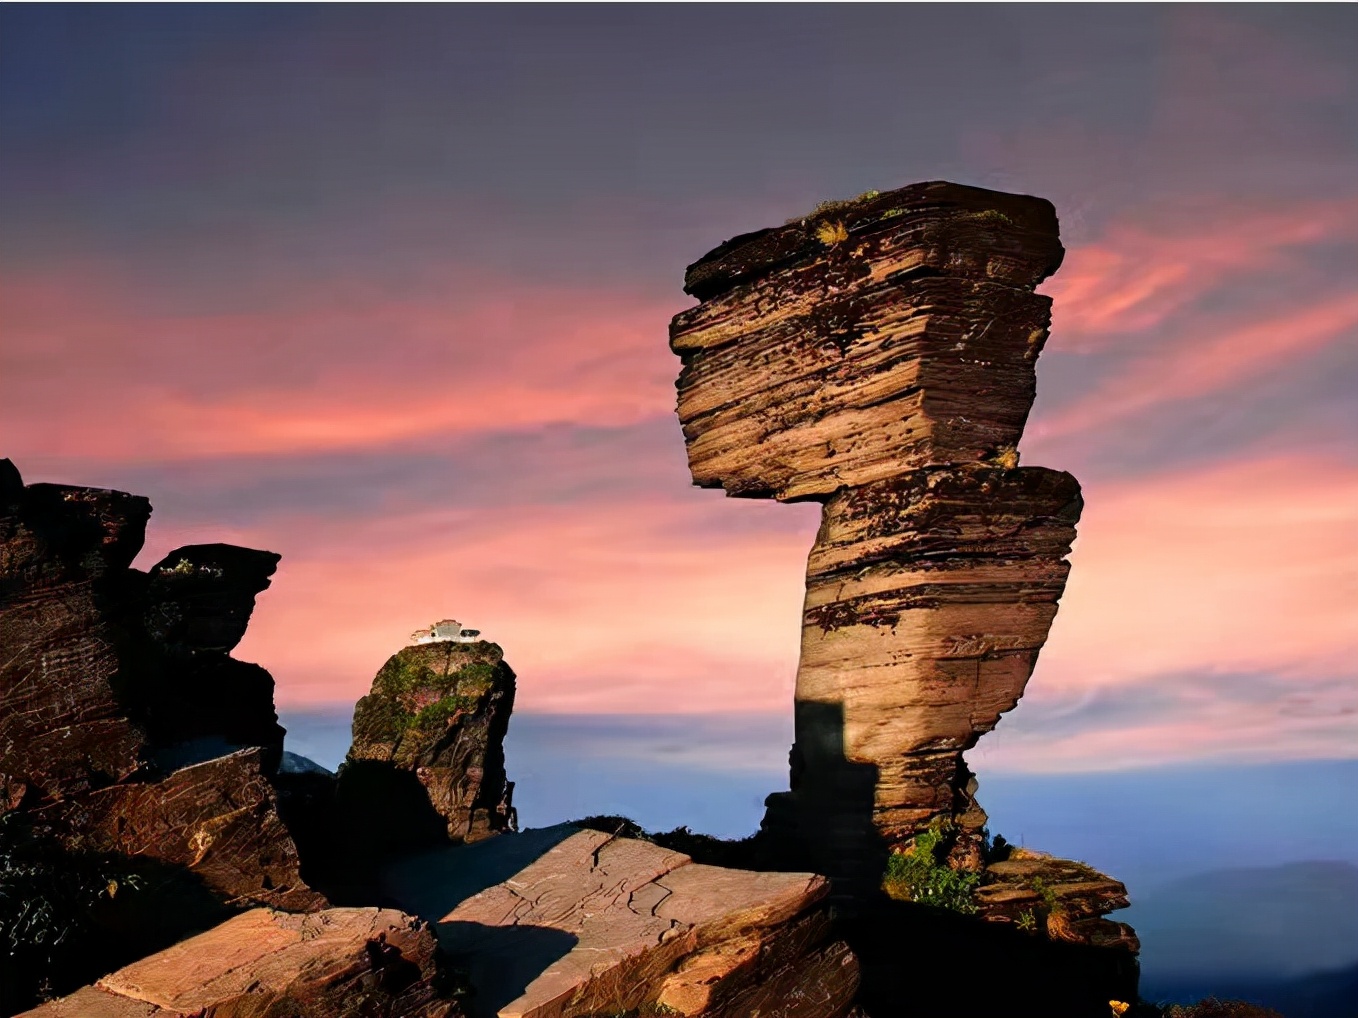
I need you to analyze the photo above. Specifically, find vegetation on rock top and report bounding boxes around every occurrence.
[881,817,981,914]
[353,644,504,750]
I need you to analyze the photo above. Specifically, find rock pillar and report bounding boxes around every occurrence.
[669,181,1079,895]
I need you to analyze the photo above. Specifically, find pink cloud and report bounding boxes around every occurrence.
[0,266,681,462]
[975,702,1357,774]
[1038,454,1358,694]
[1030,290,1358,442]
[134,495,824,714]
[1042,198,1358,347]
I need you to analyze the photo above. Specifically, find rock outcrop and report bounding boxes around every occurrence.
[975,850,1139,952]
[0,462,152,811]
[17,907,456,1018]
[0,459,319,1012]
[336,639,516,856]
[381,824,858,1018]
[0,460,287,809]
[669,182,1128,933]
[29,749,322,912]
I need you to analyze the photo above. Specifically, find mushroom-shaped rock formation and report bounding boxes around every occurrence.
[669,182,1129,941]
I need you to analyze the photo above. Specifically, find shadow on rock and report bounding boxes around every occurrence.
[436,922,578,1018]
[0,812,240,1014]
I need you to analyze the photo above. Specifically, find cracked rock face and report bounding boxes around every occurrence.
[397,826,857,1018]
[30,748,324,913]
[668,182,1091,899]
[16,907,456,1018]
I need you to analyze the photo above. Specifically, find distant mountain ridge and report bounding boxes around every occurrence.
[1130,860,1358,1016]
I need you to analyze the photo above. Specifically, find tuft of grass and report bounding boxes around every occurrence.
[989,445,1020,469]
[881,817,980,914]
[786,188,884,226]
[960,208,1016,227]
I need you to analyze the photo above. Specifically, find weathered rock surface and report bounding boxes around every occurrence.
[975,850,1140,952]
[671,181,1063,502]
[134,544,287,771]
[16,907,456,1018]
[339,640,516,850]
[384,824,857,1018]
[0,460,320,1011]
[0,464,152,810]
[0,461,287,808]
[763,466,1083,890]
[30,748,323,911]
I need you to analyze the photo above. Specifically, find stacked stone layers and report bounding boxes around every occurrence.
[669,182,1081,894]
[765,467,1081,889]
[671,181,1063,502]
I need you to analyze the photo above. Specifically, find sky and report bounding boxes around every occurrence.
[2,4,1356,777]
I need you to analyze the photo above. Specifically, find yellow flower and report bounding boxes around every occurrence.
[816,220,849,246]
[1109,1002,1130,1017]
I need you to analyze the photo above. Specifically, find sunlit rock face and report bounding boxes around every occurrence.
[669,181,1082,895]
[381,824,859,1018]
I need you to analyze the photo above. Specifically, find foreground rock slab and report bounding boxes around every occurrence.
[383,825,858,1018]
[18,907,456,1018]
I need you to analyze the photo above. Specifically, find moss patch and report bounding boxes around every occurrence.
[353,647,502,747]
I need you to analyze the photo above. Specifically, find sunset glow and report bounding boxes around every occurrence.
[3,5,1354,774]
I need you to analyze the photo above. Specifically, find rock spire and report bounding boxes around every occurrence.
[670,181,1080,895]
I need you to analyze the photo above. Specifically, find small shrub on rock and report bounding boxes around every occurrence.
[881,818,980,914]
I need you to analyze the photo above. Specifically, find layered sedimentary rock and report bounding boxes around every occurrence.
[390,825,857,1018]
[975,850,1139,952]
[338,639,516,853]
[0,459,321,1010]
[0,460,287,810]
[669,183,1107,911]
[134,544,287,771]
[0,461,152,810]
[672,182,1063,502]
[18,907,456,1018]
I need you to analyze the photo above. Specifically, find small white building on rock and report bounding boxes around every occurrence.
[409,619,482,645]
